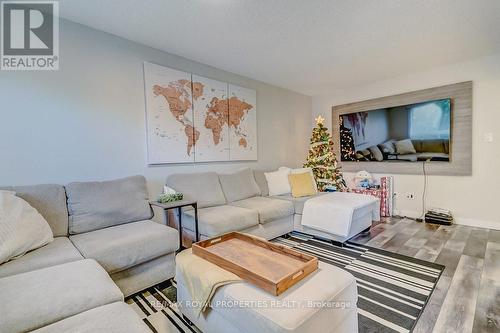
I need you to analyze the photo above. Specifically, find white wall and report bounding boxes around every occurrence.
[0,20,311,196]
[312,53,500,230]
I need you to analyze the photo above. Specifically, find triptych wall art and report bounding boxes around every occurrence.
[143,62,257,164]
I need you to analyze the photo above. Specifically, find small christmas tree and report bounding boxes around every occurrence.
[339,116,356,161]
[304,115,347,191]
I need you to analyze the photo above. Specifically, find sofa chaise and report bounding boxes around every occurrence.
[0,176,179,332]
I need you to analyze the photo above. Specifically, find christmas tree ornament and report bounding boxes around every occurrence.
[315,115,325,126]
[304,116,347,191]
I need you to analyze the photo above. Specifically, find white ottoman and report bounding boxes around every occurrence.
[177,262,358,333]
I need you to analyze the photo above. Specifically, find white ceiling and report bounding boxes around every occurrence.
[59,0,500,96]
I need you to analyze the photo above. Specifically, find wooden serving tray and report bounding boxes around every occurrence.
[192,232,318,295]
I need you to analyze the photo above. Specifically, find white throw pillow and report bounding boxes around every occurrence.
[0,190,54,264]
[291,167,318,192]
[265,167,291,196]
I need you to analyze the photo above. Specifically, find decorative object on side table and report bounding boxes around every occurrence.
[304,115,347,191]
[151,189,199,251]
[157,193,184,203]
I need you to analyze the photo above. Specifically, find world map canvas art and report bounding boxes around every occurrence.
[144,62,257,164]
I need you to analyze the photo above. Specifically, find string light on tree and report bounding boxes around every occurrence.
[339,116,356,161]
[304,115,347,191]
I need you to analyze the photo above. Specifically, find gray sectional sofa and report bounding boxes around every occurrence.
[167,168,377,243]
[167,168,315,241]
[0,176,179,332]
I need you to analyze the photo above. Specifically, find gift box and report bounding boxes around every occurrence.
[351,177,393,217]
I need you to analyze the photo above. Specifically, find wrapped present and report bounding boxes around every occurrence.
[351,177,393,217]
[380,176,394,217]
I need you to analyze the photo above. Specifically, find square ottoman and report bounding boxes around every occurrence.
[176,261,358,333]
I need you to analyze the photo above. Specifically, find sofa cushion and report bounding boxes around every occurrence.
[183,205,259,237]
[70,220,178,274]
[31,302,150,333]
[66,175,152,234]
[0,237,83,278]
[253,170,270,196]
[0,184,68,237]
[230,196,294,224]
[272,193,326,214]
[111,253,176,297]
[219,168,261,202]
[167,172,226,208]
[0,259,123,333]
[416,152,450,160]
[396,153,418,162]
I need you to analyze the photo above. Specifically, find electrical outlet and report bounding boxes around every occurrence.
[484,132,494,143]
[405,192,415,199]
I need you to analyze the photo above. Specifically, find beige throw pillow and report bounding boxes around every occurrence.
[0,190,53,264]
[395,139,417,154]
[288,172,318,198]
[291,167,318,192]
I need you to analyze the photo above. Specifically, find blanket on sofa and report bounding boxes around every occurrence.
[301,192,380,237]
[176,249,242,316]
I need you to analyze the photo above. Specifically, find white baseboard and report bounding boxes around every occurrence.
[394,209,500,231]
[453,217,500,231]
[394,209,421,219]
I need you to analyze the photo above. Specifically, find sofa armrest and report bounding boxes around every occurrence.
[150,204,167,224]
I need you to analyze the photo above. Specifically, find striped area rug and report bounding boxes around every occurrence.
[127,233,444,333]
[126,281,199,333]
[275,233,444,333]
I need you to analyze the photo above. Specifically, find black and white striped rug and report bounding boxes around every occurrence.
[276,234,444,333]
[127,233,444,333]
[126,281,199,333]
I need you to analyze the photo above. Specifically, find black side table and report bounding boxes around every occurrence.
[150,200,199,251]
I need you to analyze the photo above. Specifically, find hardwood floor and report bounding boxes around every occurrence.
[350,217,500,333]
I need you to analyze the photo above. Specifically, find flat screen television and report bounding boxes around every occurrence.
[340,98,451,162]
